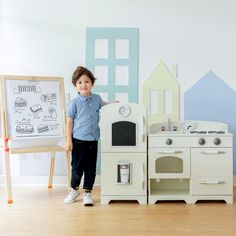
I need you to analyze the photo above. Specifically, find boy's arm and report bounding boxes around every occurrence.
[102,101,119,106]
[64,117,73,151]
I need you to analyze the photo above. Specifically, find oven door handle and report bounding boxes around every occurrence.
[200,150,226,154]
[157,150,182,154]
[199,180,225,184]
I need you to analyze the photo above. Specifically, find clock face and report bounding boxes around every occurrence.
[118,105,130,117]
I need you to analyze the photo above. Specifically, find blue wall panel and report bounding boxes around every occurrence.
[184,71,236,173]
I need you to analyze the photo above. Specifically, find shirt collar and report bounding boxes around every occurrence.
[77,92,93,102]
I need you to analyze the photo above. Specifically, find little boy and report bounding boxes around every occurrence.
[63,66,106,205]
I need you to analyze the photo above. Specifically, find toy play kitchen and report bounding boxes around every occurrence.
[100,104,233,204]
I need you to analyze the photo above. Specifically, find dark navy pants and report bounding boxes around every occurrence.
[70,138,98,191]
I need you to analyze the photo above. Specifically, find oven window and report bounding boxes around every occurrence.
[155,156,183,173]
[112,121,136,146]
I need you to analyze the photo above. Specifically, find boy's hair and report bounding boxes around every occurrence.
[72,66,96,86]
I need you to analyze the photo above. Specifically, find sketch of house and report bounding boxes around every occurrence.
[142,60,180,126]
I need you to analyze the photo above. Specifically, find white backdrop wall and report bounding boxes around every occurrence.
[1,0,236,184]
[0,0,4,71]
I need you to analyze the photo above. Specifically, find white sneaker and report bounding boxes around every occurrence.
[83,192,93,206]
[63,188,80,204]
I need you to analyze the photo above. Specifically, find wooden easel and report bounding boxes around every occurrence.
[0,75,71,203]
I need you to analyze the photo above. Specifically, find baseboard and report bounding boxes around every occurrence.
[0,175,101,187]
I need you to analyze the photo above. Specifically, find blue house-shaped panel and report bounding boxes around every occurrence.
[184,71,236,173]
[86,27,139,103]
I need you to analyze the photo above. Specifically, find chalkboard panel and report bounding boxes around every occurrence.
[0,75,66,149]
[112,121,136,146]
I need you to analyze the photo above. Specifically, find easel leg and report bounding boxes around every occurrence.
[4,151,13,204]
[48,152,55,188]
[65,151,71,192]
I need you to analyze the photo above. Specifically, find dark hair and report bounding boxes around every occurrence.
[72,66,96,86]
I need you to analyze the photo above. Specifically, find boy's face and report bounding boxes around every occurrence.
[75,74,93,96]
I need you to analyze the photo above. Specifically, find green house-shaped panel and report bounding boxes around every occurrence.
[142,60,180,126]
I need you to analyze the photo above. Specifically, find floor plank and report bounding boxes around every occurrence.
[0,186,236,236]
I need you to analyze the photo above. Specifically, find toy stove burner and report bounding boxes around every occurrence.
[190,131,207,134]
[190,130,226,134]
[208,130,226,134]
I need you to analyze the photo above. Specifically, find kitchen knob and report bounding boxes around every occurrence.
[198,138,205,145]
[166,138,172,145]
[214,138,221,145]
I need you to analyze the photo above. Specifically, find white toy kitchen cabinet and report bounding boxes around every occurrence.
[100,103,147,204]
[148,121,233,204]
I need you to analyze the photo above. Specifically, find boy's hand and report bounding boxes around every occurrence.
[64,141,73,151]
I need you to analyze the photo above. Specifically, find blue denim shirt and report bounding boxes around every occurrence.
[67,93,104,141]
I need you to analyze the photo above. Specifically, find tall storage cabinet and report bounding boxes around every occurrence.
[100,103,147,204]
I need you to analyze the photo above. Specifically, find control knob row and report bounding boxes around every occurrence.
[165,138,222,146]
[198,138,221,145]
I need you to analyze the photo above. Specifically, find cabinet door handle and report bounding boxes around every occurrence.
[200,150,225,154]
[157,150,182,154]
[141,116,146,143]
[199,180,225,184]
[141,163,145,189]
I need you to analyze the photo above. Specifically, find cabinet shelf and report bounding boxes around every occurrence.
[149,189,189,196]
[149,178,190,196]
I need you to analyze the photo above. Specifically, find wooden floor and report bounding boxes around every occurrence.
[0,187,236,236]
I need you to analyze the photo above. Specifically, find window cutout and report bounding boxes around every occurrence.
[94,39,108,58]
[164,90,172,114]
[97,92,108,102]
[94,66,108,85]
[115,66,129,85]
[115,39,129,58]
[150,90,158,114]
[115,93,129,103]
